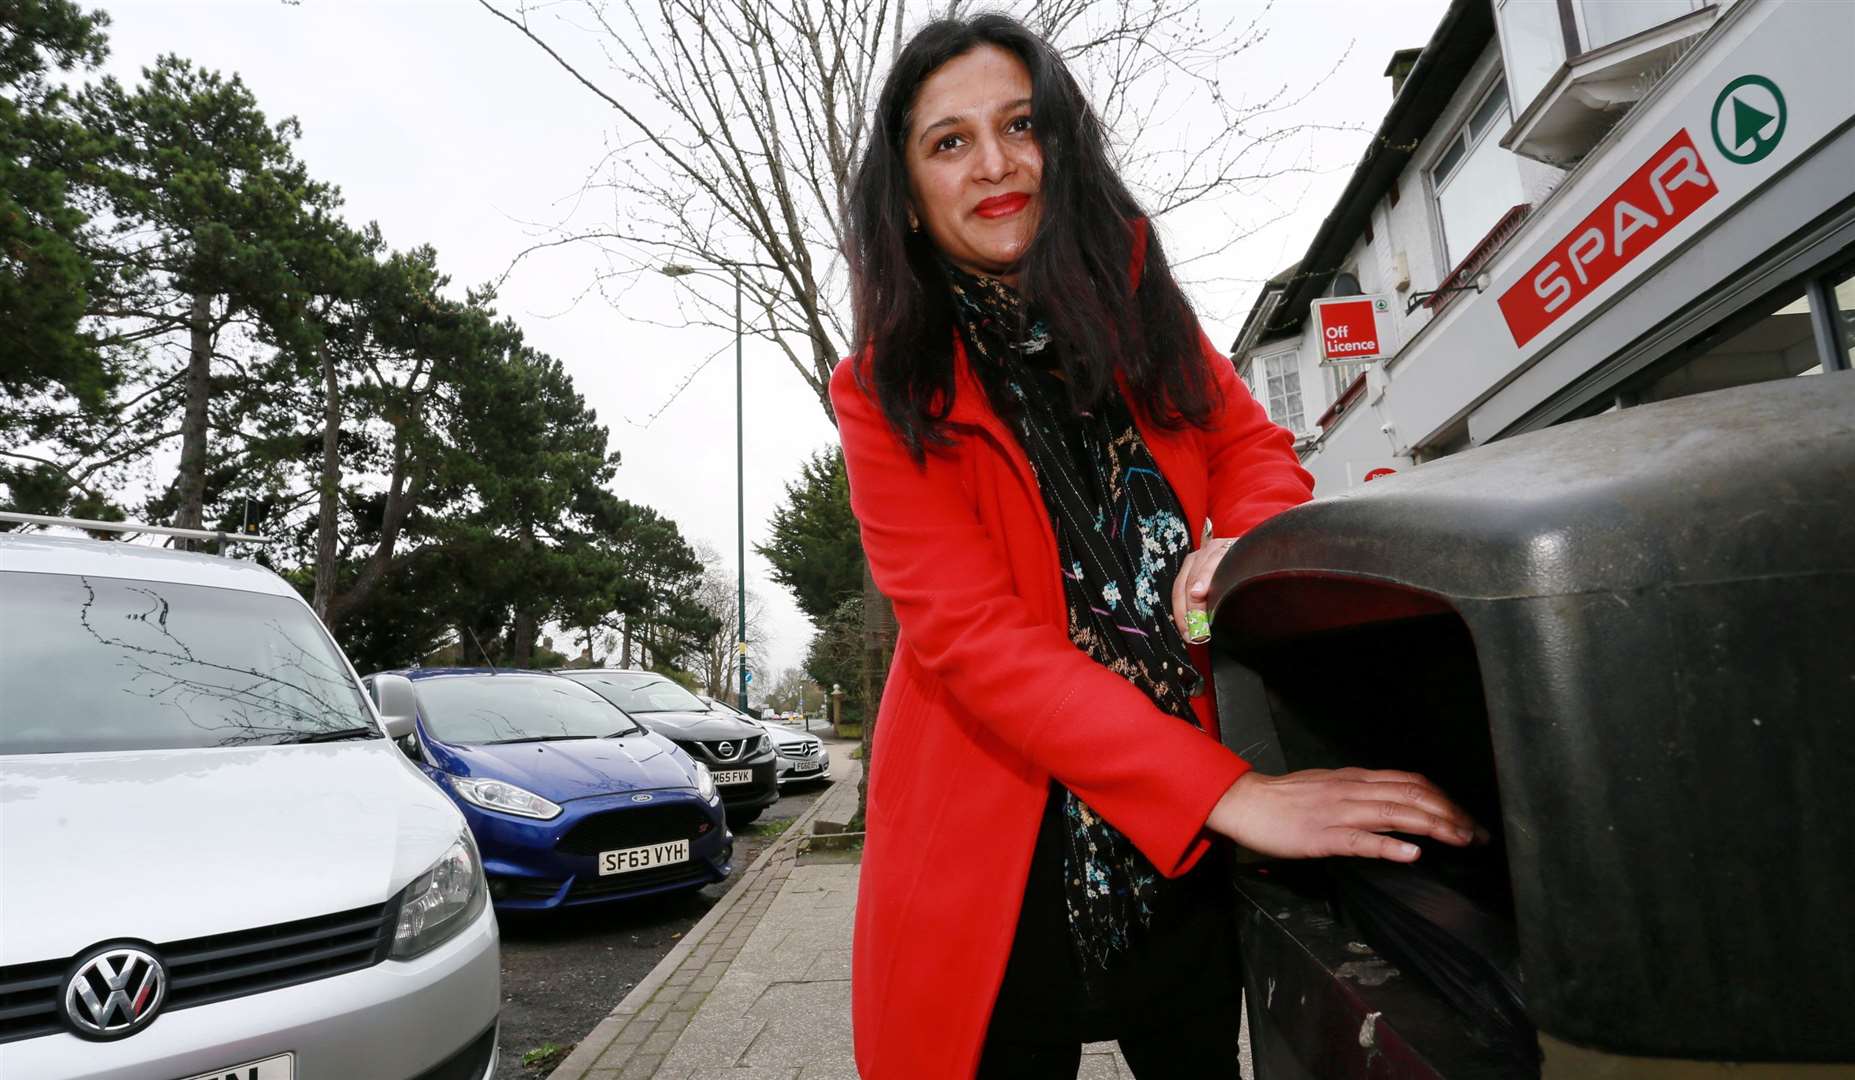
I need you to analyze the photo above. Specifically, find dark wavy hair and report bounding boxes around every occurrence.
[846,13,1217,460]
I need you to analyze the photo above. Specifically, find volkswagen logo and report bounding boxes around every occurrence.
[630,792,654,803]
[717,741,736,758]
[64,945,165,1040]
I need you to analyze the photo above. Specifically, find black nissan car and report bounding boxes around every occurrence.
[555,669,779,826]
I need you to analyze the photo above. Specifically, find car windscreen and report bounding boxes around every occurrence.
[563,672,707,714]
[703,698,750,721]
[413,676,641,744]
[0,570,376,754]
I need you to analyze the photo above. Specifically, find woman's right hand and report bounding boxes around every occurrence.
[1205,768,1485,863]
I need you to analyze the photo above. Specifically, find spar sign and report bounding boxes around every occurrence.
[1498,129,1718,347]
[1314,295,1394,363]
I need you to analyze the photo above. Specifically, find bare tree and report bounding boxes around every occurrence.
[479,0,1348,821]
[692,542,768,699]
[765,666,823,713]
[477,0,1337,415]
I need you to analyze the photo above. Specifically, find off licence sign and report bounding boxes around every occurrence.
[1315,296,1387,362]
[1499,129,1718,347]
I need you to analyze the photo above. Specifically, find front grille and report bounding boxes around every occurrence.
[776,741,821,759]
[0,958,67,1043]
[697,735,762,762]
[557,802,715,856]
[163,903,393,1011]
[568,861,712,899]
[0,902,393,1045]
[492,877,565,902]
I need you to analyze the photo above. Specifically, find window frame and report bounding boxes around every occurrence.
[1569,0,1710,56]
[1494,0,1573,112]
[1428,76,1519,271]
[1430,78,1511,194]
[1559,256,1855,426]
[1256,349,1306,434]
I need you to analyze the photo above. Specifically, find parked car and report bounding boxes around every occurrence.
[554,669,778,826]
[700,696,831,788]
[0,527,499,1080]
[365,669,732,912]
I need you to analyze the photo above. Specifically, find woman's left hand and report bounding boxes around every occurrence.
[1171,534,1239,643]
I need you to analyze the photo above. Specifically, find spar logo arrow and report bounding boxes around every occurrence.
[1710,74,1786,165]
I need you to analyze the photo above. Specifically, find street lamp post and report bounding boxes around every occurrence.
[662,262,749,711]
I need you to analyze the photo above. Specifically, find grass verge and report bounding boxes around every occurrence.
[743,815,796,838]
[522,1042,573,1071]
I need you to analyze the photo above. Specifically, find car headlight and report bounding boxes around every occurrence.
[694,761,717,802]
[391,831,487,960]
[450,775,561,820]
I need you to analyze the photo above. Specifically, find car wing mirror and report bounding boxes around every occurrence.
[373,673,419,741]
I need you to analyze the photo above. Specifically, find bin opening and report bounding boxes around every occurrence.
[1218,577,1538,1068]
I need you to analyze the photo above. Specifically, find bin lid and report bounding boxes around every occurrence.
[1219,374,1855,604]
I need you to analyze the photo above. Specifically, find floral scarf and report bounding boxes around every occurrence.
[941,260,1206,969]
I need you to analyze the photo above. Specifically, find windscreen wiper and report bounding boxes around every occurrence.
[284,726,383,744]
[486,734,599,744]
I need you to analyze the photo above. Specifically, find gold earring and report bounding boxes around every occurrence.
[908,214,920,233]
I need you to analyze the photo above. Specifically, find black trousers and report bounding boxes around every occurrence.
[975,1015,1243,1079]
[980,786,1244,1078]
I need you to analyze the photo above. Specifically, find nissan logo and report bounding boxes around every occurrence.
[717,741,735,758]
[64,945,165,1040]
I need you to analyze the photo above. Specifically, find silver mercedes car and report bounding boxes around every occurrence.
[0,529,499,1079]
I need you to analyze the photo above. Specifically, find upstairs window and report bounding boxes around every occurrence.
[1575,0,1709,52]
[1257,351,1306,434]
[1431,79,1524,269]
[1496,0,1567,109]
[1499,0,1714,112]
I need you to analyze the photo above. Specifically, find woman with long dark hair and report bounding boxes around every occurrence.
[833,15,1481,1078]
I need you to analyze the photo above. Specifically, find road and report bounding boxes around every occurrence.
[492,737,850,1077]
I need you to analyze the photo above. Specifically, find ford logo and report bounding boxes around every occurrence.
[630,793,653,804]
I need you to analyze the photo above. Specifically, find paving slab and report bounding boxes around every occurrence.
[551,737,1253,1079]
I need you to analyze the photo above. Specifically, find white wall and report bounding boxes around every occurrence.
[1302,0,1854,490]
[1265,41,1568,492]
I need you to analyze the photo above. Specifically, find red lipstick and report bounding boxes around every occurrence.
[974,192,1031,219]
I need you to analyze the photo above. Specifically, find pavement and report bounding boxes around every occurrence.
[545,739,869,1080]
[548,738,1245,1079]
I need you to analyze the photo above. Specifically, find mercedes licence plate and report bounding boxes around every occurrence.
[599,839,689,875]
[713,769,754,786]
[182,1054,293,1080]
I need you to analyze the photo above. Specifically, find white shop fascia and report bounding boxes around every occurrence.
[1235,0,1855,494]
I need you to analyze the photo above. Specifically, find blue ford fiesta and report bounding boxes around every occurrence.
[366,668,733,911]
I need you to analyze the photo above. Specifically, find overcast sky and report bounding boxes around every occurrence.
[92,0,1449,681]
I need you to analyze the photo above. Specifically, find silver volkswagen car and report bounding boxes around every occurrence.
[0,529,499,1079]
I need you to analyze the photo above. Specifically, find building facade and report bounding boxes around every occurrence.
[1232,0,1855,493]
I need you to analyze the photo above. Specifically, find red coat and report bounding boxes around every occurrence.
[832,274,1314,1078]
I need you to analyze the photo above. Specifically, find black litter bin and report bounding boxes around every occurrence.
[1207,374,1855,1079]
